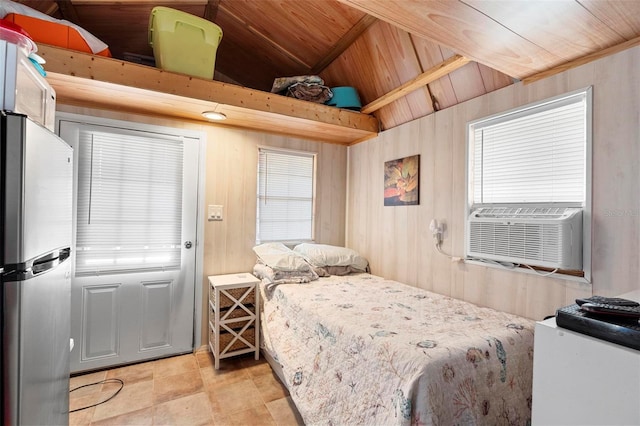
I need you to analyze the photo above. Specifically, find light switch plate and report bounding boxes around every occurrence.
[208,205,223,221]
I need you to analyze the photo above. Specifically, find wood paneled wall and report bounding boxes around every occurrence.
[203,127,348,273]
[56,105,348,344]
[346,46,640,321]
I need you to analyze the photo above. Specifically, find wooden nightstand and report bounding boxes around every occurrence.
[207,273,260,369]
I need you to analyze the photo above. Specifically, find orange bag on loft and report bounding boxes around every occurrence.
[3,13,111,57]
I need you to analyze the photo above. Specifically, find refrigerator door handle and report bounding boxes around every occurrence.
[31,247,71,275]
[32,247,71,266]
[4,247,71,280]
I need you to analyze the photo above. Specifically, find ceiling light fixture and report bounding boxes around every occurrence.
[202,110,227,121]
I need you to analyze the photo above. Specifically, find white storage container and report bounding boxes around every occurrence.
[0,40,56,131]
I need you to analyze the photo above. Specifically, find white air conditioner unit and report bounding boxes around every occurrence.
[467,207,582,270]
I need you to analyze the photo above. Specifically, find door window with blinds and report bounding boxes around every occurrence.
[75,130,184,275]
[256,148,316,244]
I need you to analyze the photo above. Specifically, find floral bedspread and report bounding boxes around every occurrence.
[260,274,535,425]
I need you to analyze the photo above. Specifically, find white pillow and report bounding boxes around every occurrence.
[252,242,311,272]
[293,243,368,271]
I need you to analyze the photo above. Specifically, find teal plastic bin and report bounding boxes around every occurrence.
[149,6,223,79]
[325,86,361,111]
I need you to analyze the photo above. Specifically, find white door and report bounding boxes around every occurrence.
[59,120,200,373]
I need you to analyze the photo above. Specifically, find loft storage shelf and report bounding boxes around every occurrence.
[37,45,379,145]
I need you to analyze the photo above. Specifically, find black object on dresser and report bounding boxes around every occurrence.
[556,303,640,351]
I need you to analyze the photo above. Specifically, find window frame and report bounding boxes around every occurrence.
[255,146,317,245]
[464,87,592,282]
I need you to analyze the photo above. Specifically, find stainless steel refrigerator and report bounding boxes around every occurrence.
[1,111,73,425]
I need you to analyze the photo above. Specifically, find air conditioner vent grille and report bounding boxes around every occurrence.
[467,208,582,269]
[472,206,574,219]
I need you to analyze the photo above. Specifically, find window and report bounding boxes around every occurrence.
[470,91,588,206]
[75,129,184,275]
[256,148,316,244]
[466,88,591,277]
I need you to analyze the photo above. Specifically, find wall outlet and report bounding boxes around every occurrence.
[208,205,223,221]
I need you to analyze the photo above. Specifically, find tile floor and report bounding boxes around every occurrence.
[69,350,304,425]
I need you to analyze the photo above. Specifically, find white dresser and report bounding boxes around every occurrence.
[531,292,640,425]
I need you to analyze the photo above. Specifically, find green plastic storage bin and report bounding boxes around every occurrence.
[149,6,223,79]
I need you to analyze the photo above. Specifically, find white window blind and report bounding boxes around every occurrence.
[471,92,587,205]
[257,148,315,244]
[75,130,184,275]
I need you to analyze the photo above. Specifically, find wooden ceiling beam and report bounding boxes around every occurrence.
[523,35,640,85]
[56,0,81,24]
[204,0,221,22]
[361,54,470,114]
[44,3,60,15]
[309,14,378,75]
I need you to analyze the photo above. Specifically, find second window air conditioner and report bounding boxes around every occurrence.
[467,207,582,270]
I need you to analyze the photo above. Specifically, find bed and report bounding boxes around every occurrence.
[253,244,535,425]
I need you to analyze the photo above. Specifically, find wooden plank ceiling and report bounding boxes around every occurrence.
[9,0,640,138]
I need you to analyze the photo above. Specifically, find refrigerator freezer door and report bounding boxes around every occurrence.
[2,113,73,265]
[3,259,71,426]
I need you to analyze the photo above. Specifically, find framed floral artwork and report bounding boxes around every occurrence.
[384,155,419,206]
